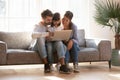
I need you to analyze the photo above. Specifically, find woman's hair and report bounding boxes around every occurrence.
[64,11,73,20]
[51,12,61,27]
[64,11,73,29]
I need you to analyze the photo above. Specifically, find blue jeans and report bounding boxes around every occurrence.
[65,42,80,64]
[46,41,66,64]
[33,37,48,59]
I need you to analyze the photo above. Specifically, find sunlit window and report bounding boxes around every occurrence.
[0,0,89,32]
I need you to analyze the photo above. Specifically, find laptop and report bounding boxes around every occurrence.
[32,30,72,41]
[50,30,72,41]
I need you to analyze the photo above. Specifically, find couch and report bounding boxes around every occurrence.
[0,29,112,68]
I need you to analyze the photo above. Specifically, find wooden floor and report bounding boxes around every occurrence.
[0,62,120,80]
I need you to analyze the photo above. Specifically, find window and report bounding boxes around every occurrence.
[0,0,89,32]
[0,0,5,16]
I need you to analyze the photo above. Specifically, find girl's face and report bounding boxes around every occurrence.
[53,20,61,27]
[62,16,71,29]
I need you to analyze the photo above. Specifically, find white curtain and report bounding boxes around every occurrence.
[0,0,89,32]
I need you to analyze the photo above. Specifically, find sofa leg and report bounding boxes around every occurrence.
[90,62,91,64]
[108,60,111,69]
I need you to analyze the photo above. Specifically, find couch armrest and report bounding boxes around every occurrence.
[0,41,7,64]
[86,39,112,60]
[98,40,112,60]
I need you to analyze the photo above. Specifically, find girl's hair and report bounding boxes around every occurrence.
[51,12,61,27]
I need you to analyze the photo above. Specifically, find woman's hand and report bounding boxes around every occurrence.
[67,39,73,50]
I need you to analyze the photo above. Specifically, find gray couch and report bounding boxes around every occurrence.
[0,29,112,68]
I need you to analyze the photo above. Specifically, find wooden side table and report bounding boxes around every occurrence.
[111,49,120,66]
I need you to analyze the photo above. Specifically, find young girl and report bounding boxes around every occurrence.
[48,13,63,31]
[46,12,70,73]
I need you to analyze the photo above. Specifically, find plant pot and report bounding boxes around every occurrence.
[112,49,120,66]
[115,34,120,49]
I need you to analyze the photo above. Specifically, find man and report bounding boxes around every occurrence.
[32,9,53,73]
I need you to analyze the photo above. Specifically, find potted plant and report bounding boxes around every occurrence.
[94,0,120,49]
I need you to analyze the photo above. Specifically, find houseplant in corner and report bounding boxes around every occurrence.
[94,0,120,49]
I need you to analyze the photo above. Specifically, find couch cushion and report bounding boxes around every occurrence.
[77,29,86,47]
[7,49,42,64]
[0,32,32,49]
[78,47,99,62]
[86,39,98,48]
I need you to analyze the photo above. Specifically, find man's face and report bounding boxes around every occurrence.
[44,16,53,25]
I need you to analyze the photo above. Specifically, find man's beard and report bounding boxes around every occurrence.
[45,22,51,25]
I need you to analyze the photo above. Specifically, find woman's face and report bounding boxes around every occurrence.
[62,16,71,29]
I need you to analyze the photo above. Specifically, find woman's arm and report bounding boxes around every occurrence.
[71,23,79,44]
[67,39,73,50]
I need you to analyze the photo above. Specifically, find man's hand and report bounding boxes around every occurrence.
[46,32,54,41]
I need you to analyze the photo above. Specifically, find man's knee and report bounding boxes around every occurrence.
[37,38,45,45]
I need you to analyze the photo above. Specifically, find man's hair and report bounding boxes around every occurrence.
[64,11,73,20]
[41,9,53,19]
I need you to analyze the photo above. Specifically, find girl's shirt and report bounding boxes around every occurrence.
[48,26,63,32]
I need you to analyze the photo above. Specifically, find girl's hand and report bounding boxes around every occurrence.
[49,32,54,36]
[63,40,68,44]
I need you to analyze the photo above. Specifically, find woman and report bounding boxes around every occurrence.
[62,11,80,73]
